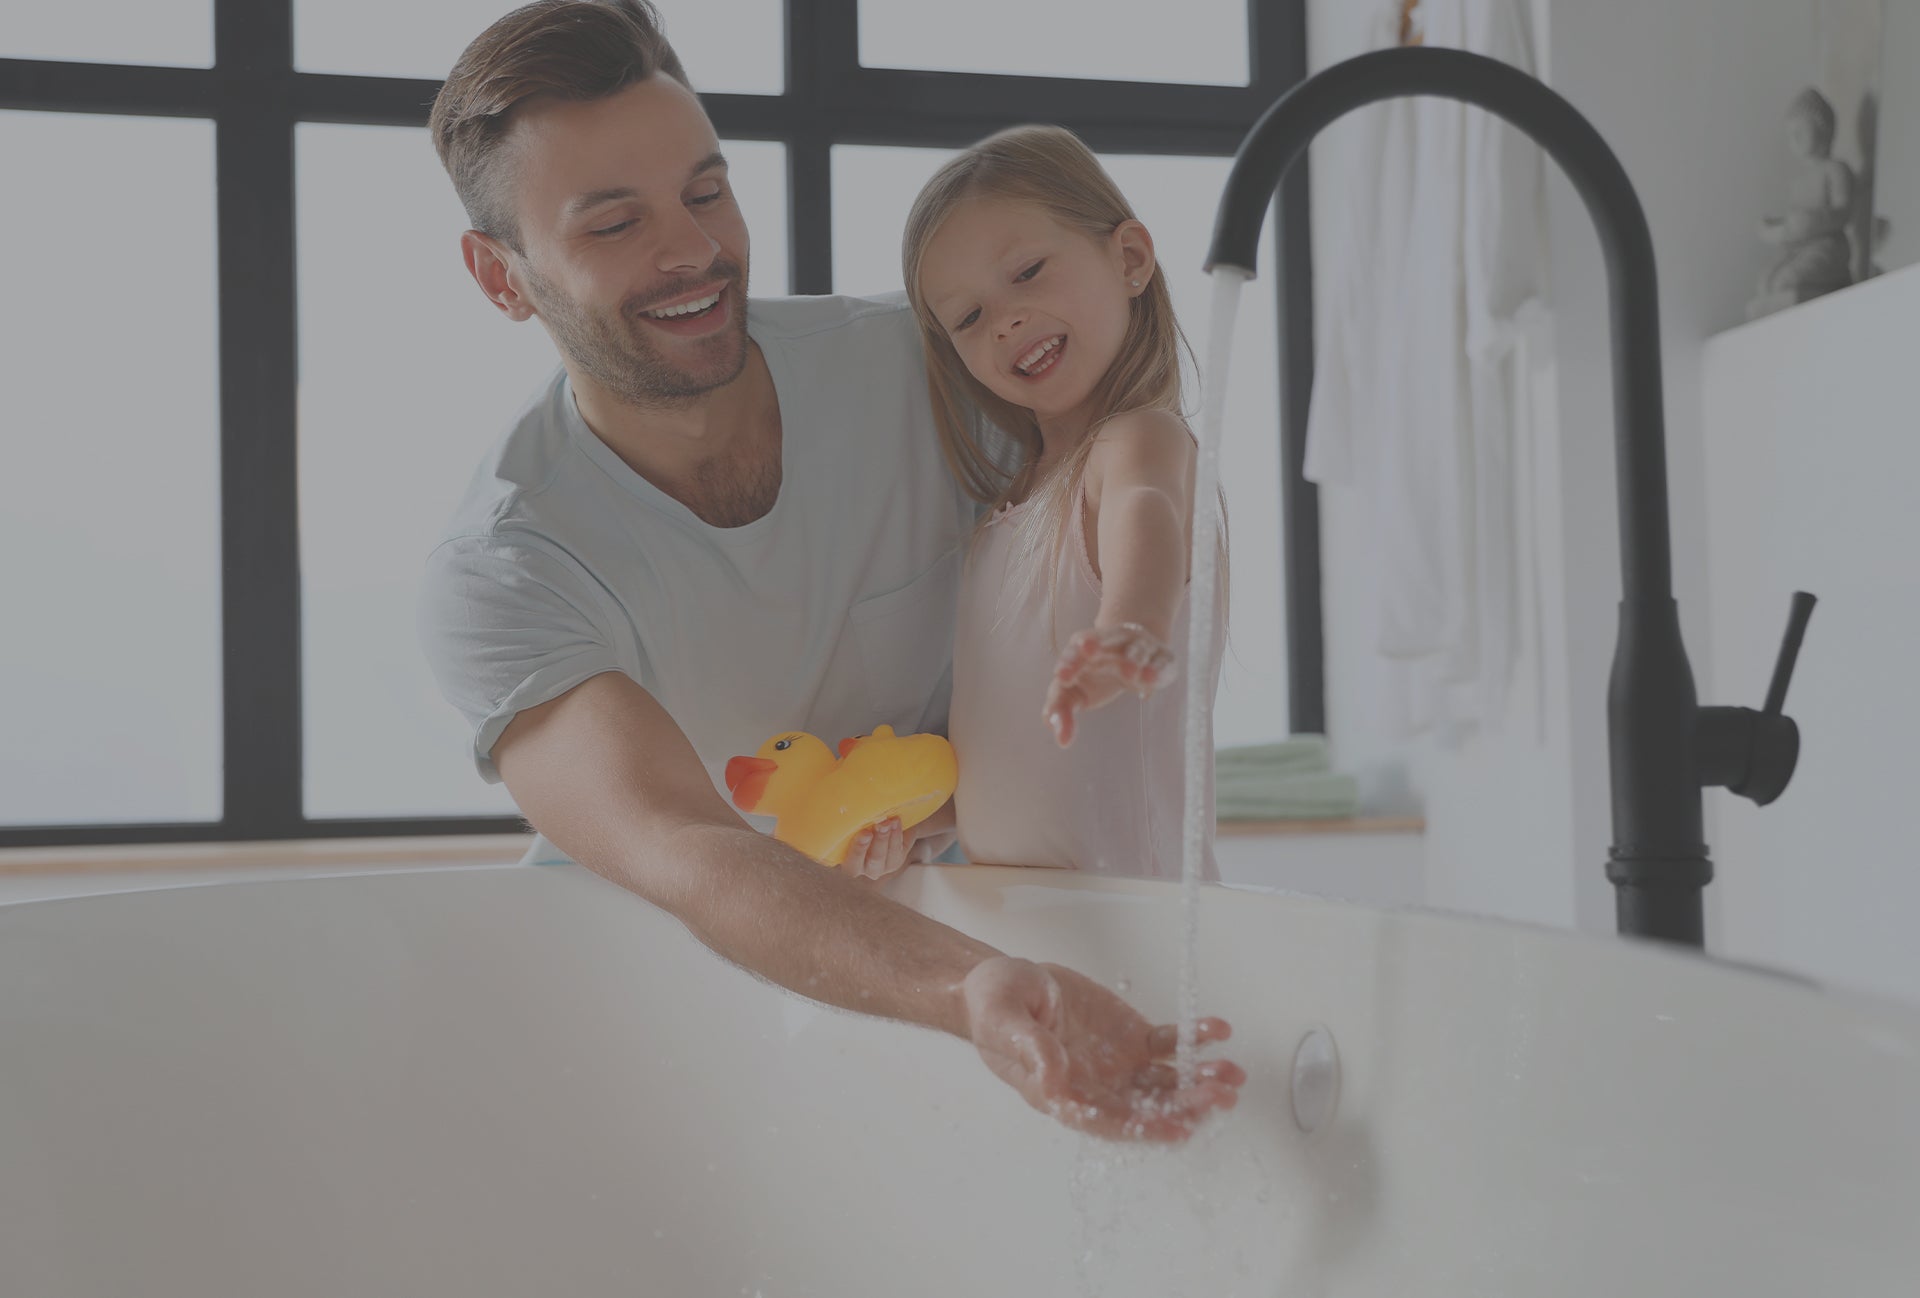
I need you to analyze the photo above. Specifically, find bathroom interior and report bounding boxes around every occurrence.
[4,0,1919,1293]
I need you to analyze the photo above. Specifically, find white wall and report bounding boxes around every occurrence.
[1881,0,1920,273]
[1701,264,1920,1004]
[1305,0,1840,937]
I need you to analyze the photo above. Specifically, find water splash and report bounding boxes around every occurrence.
[1067,1117,1287,1296]
[1177,266,1252,1087]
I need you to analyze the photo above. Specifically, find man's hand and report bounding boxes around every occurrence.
[962,955,1243,1142]
[1043,623,1179,747]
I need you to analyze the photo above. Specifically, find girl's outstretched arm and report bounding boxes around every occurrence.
[1044,409,1198,745]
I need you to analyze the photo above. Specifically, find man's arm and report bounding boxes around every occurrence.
[493,669,993,1037]
[494,669,1245,1139]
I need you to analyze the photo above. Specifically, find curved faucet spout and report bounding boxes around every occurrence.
[1208,47,1723,947]
[1209,45,1670,603]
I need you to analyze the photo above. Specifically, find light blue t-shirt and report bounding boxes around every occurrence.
[418,294,981,862]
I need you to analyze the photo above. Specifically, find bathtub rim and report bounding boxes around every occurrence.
[5,857,1916,1029]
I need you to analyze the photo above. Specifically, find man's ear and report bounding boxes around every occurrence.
[1112,218,1156,297]
[462,229,537,321]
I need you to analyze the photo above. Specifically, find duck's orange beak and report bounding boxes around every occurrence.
[724,755,778,812]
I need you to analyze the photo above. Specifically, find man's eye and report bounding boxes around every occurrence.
[689,188,726,206]
[1017,259,1045,282]
[592,220,634,237]
[954,308,980,331]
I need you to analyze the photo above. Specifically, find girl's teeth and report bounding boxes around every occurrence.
[1017,337,1062,374]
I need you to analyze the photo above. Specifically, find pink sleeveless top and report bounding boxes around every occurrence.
[949,488,1221,880]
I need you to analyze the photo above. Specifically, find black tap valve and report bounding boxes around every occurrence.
[1696,592,1816,807]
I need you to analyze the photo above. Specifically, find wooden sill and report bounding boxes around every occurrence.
[1215,815,1424,838]
[0,835,537,877]
[2,817,1426,877]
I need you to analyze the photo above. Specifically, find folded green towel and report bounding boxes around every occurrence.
[1213,736,1357,819]
[1214,735,1333,775]
[1216,771,1360,820]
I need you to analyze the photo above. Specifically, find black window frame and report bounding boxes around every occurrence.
[0,0,1321,849]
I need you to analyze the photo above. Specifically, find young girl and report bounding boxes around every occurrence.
[903,125,1224,881]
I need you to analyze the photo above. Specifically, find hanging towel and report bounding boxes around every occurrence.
[1304,0,1549,740]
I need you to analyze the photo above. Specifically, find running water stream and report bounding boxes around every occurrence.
[1175,266,1253,1089]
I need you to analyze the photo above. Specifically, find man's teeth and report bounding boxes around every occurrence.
[1016,336,1063,374]
[644,290,722,319]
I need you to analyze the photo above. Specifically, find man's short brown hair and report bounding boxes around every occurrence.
[428,0,691,251]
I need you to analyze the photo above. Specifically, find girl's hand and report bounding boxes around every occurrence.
[1043,623,1178,747]
[840,817,910,882]
[838,799,956,882]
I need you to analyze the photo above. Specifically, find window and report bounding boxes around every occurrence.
[294,0,784,93]
[0,0,1314,846]
[858,0,1250,86]
[0,1,212,68]
[0,112,222,828]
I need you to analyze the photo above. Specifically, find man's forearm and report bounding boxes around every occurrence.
[621,821,997,1039]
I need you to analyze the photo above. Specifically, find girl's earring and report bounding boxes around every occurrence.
[1130,279,1141,288]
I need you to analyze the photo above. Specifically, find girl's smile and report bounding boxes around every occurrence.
[1013,334,1067,379]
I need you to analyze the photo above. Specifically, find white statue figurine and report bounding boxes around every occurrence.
[1749,88,1857,320]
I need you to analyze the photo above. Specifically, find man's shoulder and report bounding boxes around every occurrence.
[433,365,577,547]
[747,291,918,345]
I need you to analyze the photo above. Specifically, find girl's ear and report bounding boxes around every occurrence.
[1111,219,1157,297]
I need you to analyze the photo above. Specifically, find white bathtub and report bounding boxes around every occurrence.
[3,861,1916,1296]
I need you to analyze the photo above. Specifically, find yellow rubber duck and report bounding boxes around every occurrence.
[723,725,958,866]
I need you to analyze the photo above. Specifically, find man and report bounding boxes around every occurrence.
[419,0,1242,1141]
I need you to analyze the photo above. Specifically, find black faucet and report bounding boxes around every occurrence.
[1206,47,1814,948]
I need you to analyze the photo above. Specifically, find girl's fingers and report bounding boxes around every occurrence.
[843,829,874,878]
[880,819,906,877]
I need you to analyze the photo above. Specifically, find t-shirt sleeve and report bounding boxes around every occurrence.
[417,533,630,784]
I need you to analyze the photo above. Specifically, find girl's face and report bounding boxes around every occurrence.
[917,198,1153,431]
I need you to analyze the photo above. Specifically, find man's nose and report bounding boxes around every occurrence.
[654,204,720,274]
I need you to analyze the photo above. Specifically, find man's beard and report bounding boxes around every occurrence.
[525,255,751,407]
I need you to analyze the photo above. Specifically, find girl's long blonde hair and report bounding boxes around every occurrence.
[901,124,1225,630]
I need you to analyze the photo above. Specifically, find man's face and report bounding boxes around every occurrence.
[502,76,752,405]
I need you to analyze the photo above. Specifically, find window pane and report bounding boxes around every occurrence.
[0,112,221,826]
[829,144,958,297]
[296,125,789,819]
[832,144,1288,743]
[0,0,211,68]
[859,0,1248,86]
[729,140,791,296]
[1099,153,1288,745]
[295,0,784,94]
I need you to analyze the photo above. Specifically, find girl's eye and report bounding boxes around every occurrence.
[592,220,634,237]
[1017,259,1045,282]
[954,308,981,332]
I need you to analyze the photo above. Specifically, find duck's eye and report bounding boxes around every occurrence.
[774,738,793,751]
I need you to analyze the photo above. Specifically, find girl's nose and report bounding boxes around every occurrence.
[996,309,1027,340]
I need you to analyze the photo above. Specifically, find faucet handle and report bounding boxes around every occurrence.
[1729,591,1815,806]
[1762,591,1817,715]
